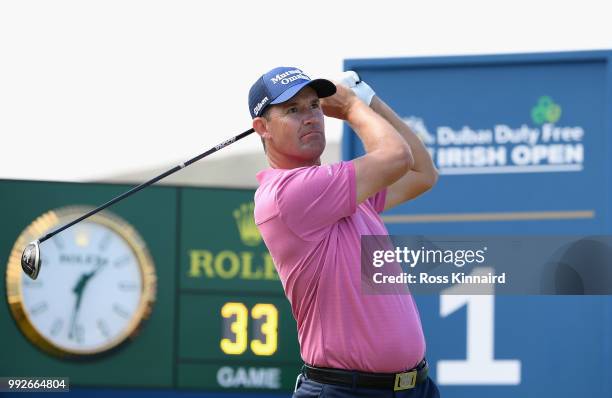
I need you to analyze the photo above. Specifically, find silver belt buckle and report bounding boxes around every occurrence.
[394,370,417,391]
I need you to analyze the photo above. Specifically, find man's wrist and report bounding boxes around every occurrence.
[345,99,374,125]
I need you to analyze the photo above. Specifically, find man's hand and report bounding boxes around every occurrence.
[338,71,376,106]
[320,83,361,121]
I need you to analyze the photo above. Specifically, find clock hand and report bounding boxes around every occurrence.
[88,262,106,280]
[77,263,106,297]
[73,262,106,296]
[68,263,107,341]
[72,272,89,296]
[68,273,88,340]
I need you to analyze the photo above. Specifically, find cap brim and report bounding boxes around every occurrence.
[270,78,336,105]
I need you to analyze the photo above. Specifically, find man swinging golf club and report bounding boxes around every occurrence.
[249,67,439,397]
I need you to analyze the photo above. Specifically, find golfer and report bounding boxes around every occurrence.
[249,67,439,397]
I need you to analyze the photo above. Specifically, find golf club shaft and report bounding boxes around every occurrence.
[37,127,255,244]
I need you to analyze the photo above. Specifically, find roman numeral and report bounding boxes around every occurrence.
[97,319,111,338]
[118,281,139,292]
[52,236,65,250]
[112,304,130,319]
[50,318,63,337]
[98,232,113,251]
[113,255,131,268]
[30,302,48,316]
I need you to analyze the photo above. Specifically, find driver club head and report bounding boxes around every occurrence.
[21,240,41,280]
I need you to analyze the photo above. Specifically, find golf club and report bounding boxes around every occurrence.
[21,127,255,280]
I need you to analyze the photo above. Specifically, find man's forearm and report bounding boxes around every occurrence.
[369,96,436,175]
[346,99,409,157]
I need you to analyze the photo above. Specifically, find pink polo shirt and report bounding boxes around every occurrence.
[254,161,425,373]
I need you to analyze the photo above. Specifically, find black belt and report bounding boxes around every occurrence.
[303,358,429,391]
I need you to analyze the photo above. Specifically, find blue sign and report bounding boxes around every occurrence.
[344,50,612,397]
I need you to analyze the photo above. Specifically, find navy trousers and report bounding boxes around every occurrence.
[293,373,440,398]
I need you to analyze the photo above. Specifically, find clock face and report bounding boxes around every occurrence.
[6,207,156,357]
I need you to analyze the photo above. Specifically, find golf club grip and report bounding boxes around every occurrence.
[38,128,256,244]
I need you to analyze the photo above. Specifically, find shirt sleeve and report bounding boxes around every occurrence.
[276,161,356,241]
[368,188,388,214]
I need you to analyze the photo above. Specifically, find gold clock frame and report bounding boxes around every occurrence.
[5,207,157,358]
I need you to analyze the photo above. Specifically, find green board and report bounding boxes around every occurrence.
[0,180,301,393]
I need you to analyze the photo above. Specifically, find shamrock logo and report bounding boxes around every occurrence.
[531,96,562,125]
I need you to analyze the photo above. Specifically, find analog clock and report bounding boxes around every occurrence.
[5,207,156,358]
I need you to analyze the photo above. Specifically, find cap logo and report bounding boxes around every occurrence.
[253,96,269,116]
[270,69,309,85]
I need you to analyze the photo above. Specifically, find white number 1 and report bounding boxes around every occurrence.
[437,267,521,385]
